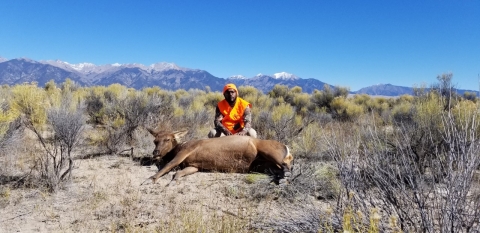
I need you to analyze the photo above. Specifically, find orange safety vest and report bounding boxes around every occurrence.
[217,97,251,134]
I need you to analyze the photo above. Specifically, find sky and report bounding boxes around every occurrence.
[1,1,479,91]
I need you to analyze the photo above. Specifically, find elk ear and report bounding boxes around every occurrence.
[173,130,188,140]
[146,127,158,136]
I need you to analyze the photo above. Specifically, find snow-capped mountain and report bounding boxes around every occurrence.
[0,57,336,94]
[0,58,227,91]
[148,62,187,72]
[41,60,186,74]
[227,73,330,93]
[273,72,299,80]
[228,75,247,80]
[41,60,122,78]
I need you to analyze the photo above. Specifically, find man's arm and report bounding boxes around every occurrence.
[243,106,252,130]
[236,106,252,136]
[214,106,232,135]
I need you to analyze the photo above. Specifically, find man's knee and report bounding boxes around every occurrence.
[208,129,216,138]
[208,129,224,138]
[247,128,257,138]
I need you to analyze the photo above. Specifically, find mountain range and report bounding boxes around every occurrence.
[0,57,477,97]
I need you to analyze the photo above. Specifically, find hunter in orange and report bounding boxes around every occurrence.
[208,83,257,138]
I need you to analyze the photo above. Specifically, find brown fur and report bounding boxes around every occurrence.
[146,129,293,184]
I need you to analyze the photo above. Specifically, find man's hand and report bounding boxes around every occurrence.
[223,128,233,136]
[235,129,248,136]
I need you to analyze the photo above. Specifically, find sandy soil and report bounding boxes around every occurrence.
[0,155,327,232]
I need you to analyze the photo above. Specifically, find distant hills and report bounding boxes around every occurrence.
[0,57,477,97]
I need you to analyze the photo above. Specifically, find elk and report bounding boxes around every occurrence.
[143,129,293,185]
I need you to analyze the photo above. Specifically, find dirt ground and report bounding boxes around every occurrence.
[0,155,328,232]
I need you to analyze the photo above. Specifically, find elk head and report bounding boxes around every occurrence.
[147,129,188,160]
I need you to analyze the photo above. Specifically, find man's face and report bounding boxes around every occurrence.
[224,88,237,103]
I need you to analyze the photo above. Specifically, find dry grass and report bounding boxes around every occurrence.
[1,153,333,232]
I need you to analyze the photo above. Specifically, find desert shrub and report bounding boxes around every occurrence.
[44,79,57,92]
[390,101,414,124]
[352,95,387,123]
[290,86,302,94]
[60,78,82,92]
[10,83,48,126]
[291,122,324,159]
[292,92,310,115]
[178,94,194,109]
[413,84,429,97]
[413,92,443,125]
[44,80,63,107]
[85,90,106,124]
[330,97,364,121]
[255,103,304,144]
[249,95,274,125]
[368,97,390,115]
[324,96,480,232]
[0,116,25,176]
[310,85,350,114]
[142,86,163,95]
[24,92,86,192]
[101,91,175,154]
[175,103,211,139]
[352,94,371,106]
[451,100,480,133]
[397,94,414,103]
[334,86,350,98]
[174,89,189,99]
[269,84,292,102]
[463,91,477,102]
[250,93,272,109]
[238,85,261,100]
[313,162,342,199]
[431,73,460,110]
[310,85,335,111]
[0,88,15,136]
[84,85,128,125]
[203,91,223,110]
[105,83,128,100]
[83,85,177,155]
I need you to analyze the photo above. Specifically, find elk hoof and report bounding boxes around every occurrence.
[166,180,177,187]
[149,176,157,184]
[279,178,288,184]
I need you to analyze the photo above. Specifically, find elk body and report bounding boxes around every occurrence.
[145,129,293,184]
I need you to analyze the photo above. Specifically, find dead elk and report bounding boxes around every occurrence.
[143,129,294,185]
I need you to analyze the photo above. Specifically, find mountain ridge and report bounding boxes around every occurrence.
[0,57,477,96]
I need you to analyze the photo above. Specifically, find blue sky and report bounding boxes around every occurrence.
[1,1,479,91]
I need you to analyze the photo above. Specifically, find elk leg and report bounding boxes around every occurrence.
[149,149,198,183]
[172,167,199,180]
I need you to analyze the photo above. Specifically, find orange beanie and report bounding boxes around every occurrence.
[222,83,238,94]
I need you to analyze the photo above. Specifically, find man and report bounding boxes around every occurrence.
[208,83,257,138]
